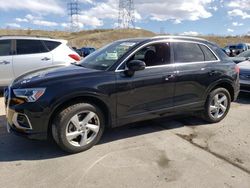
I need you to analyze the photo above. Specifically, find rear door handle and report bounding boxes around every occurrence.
[41,57,51,61]
[164,74,175,81]
[0,61,10,65]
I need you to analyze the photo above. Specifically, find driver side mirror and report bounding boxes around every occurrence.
[125,60,146,76]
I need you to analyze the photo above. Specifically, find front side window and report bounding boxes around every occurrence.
[80,41,139,70]
[128,43,170,67]
[0,40,11,56]
[16,40,48,55]
[174,42,204,63]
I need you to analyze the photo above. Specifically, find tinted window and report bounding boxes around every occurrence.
[131,43,170,67]
[199,44,217,61]
[43,40,61,51]
[174,42,204,63]
[0,40,11,56]
[16,40,48,55]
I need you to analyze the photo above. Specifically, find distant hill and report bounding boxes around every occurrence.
[1,29,250,48]
[0,29,155,48]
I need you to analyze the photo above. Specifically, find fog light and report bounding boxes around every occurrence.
[12,113,32,130]
[17,114,30,129]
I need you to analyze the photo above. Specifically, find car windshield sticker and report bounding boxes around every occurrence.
[106,52,118,60]
[120,42,136,47]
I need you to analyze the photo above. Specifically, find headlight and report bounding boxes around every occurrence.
[13,88,46,102]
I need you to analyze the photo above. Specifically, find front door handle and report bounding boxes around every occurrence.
[41,57,51,61]
[164,74,175,81]
[0,61,10,65]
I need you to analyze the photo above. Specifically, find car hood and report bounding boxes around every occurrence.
[12,64,100,87]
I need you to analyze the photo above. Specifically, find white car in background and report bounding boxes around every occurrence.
[0,36,80,87]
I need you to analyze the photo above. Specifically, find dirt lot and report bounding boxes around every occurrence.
[0,94,250,188]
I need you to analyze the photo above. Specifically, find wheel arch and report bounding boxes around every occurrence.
[206,80,235,102]
[47,95,112,138]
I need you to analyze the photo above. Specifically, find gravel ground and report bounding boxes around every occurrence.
[0,93,250,188]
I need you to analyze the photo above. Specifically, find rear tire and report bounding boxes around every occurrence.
[52,103,105,153]
[202,88,231,123]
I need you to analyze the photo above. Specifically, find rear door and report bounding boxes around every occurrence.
[173,41,219,107]
[0,39,14,86]
[12,39,53,77]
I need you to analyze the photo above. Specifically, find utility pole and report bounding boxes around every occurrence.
[118,0,135,29]
[68,0,80,32]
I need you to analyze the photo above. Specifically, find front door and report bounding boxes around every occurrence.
[115,42,176,125]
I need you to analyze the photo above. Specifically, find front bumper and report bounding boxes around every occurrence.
[4,87,49,140]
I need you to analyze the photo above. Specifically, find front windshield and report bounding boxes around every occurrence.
[238,50,250,57]
[79,41,139,70]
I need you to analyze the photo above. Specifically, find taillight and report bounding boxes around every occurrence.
[69,54,81,61]
[235,64,240,74]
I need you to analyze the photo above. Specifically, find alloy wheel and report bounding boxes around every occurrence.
[65,111,100,147]
[209,92,228,119]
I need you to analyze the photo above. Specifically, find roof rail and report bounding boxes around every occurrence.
[0,35,54,39]
[152,35,207,41]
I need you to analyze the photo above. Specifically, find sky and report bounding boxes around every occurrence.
[0,0,250,36]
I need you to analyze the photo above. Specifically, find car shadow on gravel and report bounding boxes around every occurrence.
[0,115,207,162]
[99,116,207,144]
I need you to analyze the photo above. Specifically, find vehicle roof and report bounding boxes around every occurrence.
[0,35,67,42]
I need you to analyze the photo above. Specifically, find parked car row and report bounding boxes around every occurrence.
[4,35,241,153]
[223,43,250,57]
[73,46,96,57]
[230,50,250,64]
[0,36,81,87]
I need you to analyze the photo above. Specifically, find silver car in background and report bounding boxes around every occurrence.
[238,60,250,93]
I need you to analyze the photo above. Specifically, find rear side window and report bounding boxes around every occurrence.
[173,42,204,63]
[43,40,61,51]
[199,44,217,61]
[0,40,11,56]
[16,40,48,55]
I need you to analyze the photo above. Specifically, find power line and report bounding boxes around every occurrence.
[68,0,80,32]
[118,0,135,29]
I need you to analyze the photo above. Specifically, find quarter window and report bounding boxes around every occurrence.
[43,40,61,51]
[199,44,217,61]
[0,40,11,56]
[174,42,204,63]
[16,40,48,55]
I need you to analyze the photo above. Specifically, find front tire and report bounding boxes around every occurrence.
[202,88,231,123]
[52,103,105,153]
